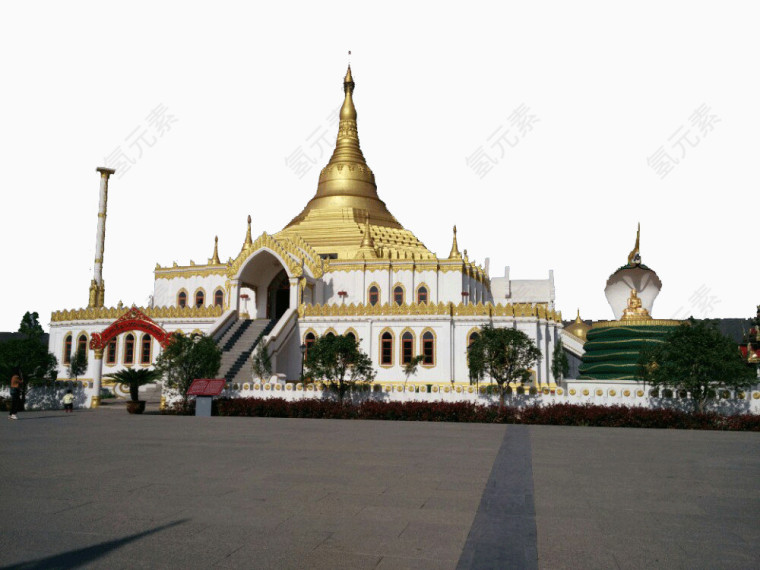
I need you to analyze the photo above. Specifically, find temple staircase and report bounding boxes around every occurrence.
[216,318,276,385]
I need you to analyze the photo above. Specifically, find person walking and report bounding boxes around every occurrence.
[62,389,74,413]
[9,369,23,420]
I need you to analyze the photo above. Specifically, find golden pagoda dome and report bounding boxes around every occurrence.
[278,65,434,261]
[565,309,591,342]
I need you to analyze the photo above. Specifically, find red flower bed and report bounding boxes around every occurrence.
[177,398,760,431]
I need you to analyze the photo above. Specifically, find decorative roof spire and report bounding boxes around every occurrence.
[627,222,641,265]
[565,308,591,341]
[243,215,253,250]
[448,225,461,259]
[210,236,221,264]
[360,213,374,248]
[355,212,377,259]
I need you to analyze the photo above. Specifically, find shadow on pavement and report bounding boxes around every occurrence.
[12,414,71,421]
[3,519,189,569]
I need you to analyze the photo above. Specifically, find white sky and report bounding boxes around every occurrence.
[1,1,758,332]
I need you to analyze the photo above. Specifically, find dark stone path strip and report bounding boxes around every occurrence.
[457,424,538,569]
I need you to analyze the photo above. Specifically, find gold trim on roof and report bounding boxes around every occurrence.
[591,319,683,329]
[52,305,224,323]
[298,301,561,321]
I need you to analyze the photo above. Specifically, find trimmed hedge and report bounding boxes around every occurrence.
[159,398,760,431]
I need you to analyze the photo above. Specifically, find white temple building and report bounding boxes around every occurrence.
[48,65,562,406]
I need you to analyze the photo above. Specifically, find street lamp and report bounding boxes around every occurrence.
[300,343,307,381]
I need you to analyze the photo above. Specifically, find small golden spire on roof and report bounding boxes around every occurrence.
[356,213,377,259]
[565,308,591,342]
[210,236,221,264]
[448,225,461,259]
[627,222,641,265]
[243,215,253,250]
[360,214,374,248]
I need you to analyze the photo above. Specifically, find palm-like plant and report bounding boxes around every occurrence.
[105,368,163,402]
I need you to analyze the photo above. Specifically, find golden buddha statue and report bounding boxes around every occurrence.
[621,288,651,320]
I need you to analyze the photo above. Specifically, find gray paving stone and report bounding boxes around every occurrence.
[3,412,760,568]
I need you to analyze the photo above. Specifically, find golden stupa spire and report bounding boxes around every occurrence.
[575,308,583,323]
[281,63,403,235]
[627,222,641,265]
[243,215,253,250]
[210,236,221,264]
[448,225,461,259]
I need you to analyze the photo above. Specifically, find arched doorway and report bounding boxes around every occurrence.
[267,269,290,320]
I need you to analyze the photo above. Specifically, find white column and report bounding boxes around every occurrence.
[450,319,456,383]
[547,324,556,388]
[92,350,103,408]
[90,167,115,307]
[289,277,300,308]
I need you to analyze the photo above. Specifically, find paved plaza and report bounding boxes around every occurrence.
[1,407,759,569]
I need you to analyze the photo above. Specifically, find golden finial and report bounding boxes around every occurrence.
[340,64,357,123]
[243,215,253,250]
[210,236,221,264]
[448,225,461,259]
[463,249,469,263]
[627,222,641,265]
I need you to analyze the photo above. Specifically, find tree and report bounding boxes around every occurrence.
[251,342,272,381]
[304,334,376,402]
[154,333,222,404]
[67,348,88,381]
[551,338,570,382]
[105,368,163,402]
[637,319,756,413]
[467,324,542,408]
[403,355,425,389]
[0,312,58,404]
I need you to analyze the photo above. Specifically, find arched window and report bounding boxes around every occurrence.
[393,285,404,306]
[140,334,152,365]
[124,334,135,365]
[195,289,205,308]
[214,289,224,307]
[401,331,414,365]
[468,331,480,348]
[106,338,117,365]
[380,331,393,366]
[325,331,335,338]
[345,331,356,343]
[304,332,316,359]
[422,330,435,366]
[368,285,379,306]
[417,286,428,304]
[63,334,72,365]
[77,334,87,357]
[178,291,187,308]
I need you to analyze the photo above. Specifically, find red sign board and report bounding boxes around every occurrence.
[187,379,226,396]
